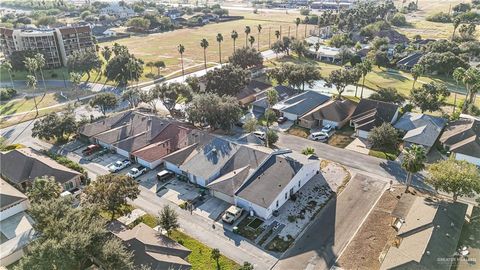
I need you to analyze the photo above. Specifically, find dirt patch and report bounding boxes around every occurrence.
[336,186,404,270]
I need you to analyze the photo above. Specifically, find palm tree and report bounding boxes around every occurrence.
[216,33,223,64]
[358,59,372,98]
[257,24,262,51]
[34,53,47,90]
[452,17,461,41]
[146,62,154,73]
[401,145,426,193]
[102,46,112,62]
[200,38,209,70]
[1,61,14,90]
[411,64,424,91]
[248,36,255,48]
[24,57,38,83]
[304,16,309,38]
[453,67,480,112]
[178,44,185,77]
[211,248,221,270]
[244,26,251,48]
[275,30,281,40]
[26,75,39,116]
[295,17,301,39]
[231,30,238,51]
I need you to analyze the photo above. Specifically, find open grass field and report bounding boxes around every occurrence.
[170,230,240,270]
[100,18,315,78]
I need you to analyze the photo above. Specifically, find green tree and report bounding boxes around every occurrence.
[69,72,82,91]
[240,262,254,270]
[410,82,450,113]
[264,108,277,128]
[187,93,242,131]
[1,60,14,90]
[275,30,281,40]
[231,30,239,51]
[16,197,133,270]
[105,45,144,86]
[34,53,47,90]
[326,68,358,99]
[121,87,142,108]
[154,82,192,114]
[157,205,179,236]
[178,44,186,77]
[427,158,480,202]
[152,61,166,76]
[256,24,262,50]
[32,111,77,142]
[140,88,159,112]
[244,117,258,133]
[27,177,62,204]
[266,129,278,148]
[228,47,263,69]
[295,17,301,39]
[357,59,372,98]
[401,145,426,192]
[67,49,102,82]
[89,93,119,115]
[25,75,39,115]
[204,64,250,96]
[211,248,221,270]
[302,147,315,155]
[244,26,251,48]
[266,88,278,107]
[216,33,224,64]
[102,46,112,62]
[84,174,140,220]
[368,122,398,150]
[452,17,461,41]
[453,67,480,112]
[411,64,424,91]
[249,35,255,48]
[369,87,405,104]
[200,38,209,70]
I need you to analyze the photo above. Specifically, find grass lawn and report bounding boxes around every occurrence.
[0,105,66,129]
[99,204,135,221]
[99,18,315,81]
[169,230,240,270]
[287,124,310,138]
[0,67,69,83]
[369,147,400,161]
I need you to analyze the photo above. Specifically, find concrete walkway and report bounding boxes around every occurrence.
[345,138,370,155]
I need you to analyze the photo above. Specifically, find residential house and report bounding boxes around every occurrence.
[100,2,135,19]
[78,110,135,141]
[0,179,35,267]
[252,85,296,116]
[0,148,82,191]
[350,99,400,139]
[439,116,480,166]
[272,91,330,121]
[299,99,357,129]
[236,80,272,106]
[412,38,435,50]
[236,133,265,146]
[235,150,319,219]
[108,221,191,270]
[397,52,424,70]
[381,193,467,270]
[394,112,447,152]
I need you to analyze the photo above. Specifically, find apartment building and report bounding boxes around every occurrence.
[0,25,94,68]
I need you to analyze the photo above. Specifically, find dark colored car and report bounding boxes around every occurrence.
[277,116,287,124]
[82,144,101,156]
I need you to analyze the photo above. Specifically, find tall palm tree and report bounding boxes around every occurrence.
[178,44,185,77]
[401,145,426,193]
[26,75,39,116]
[453,67,480,112]
[1,61,14,90]
[358,59,372,98]
[411,64,424,91]
[452,17,461,41]
[34,53,47,90]
[200,38,209,70]
[231,30,238,51]
[295,17,301,39]
[256,24,262,51]
[249,36,255,48]
[216,33,223,64]
[275,30,281,40]
[304,16,309,38]
[244,26,251,48]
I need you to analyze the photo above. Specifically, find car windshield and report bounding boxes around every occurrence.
[115,161,122,166]
[130,168,138,173]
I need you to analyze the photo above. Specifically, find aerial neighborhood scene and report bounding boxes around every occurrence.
[1,0,480,269]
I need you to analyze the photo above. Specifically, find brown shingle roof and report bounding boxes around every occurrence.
[351,99,399,132]
[439,118,480,158]
[300,99,357,123]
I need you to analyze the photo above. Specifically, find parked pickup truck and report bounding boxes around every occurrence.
[126,166,147,179]
[222,206,243,224]
[107,159,131,173]
[82,144,101,156]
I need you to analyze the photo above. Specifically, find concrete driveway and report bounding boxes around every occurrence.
[194,196,230,221]
[272,173,387,270]
[345,138,371,155]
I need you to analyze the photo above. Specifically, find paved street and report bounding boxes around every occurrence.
[272,173,387,270]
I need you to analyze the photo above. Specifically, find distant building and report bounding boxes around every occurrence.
[397,52,424,70]
[0,26,94,68]
[439,116,480,166]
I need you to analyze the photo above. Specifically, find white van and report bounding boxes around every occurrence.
[253,131,266,140]
[310,131,329,141]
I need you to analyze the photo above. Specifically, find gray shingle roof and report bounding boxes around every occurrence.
[235,152,305,208]
[0,178,27,210]
[274,91,330,117]
[0,148,81,186]
[394,113,447,147]
[79,110,133,138]
[300,99,357,123]
[351,99,399,132]
[439,117,480,158]
[207,166,251,197]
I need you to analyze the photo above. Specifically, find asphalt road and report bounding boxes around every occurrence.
[272,174,387,270]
